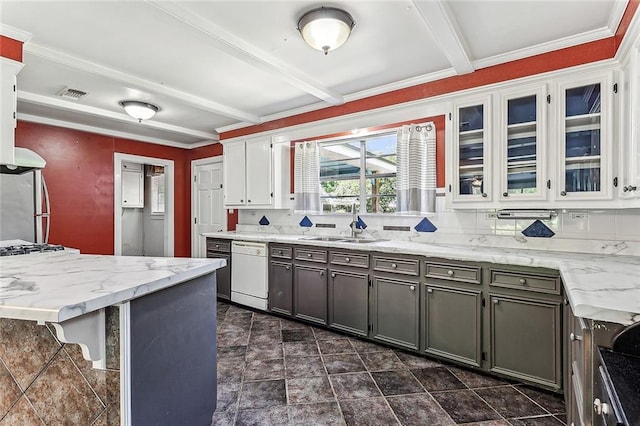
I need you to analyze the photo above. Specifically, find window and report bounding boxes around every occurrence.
[150,172,165,214]
[319,132,397,214]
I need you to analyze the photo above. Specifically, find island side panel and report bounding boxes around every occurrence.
[0,307,120,424]
[129,272,217,425]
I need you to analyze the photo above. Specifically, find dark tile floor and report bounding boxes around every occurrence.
[212,302,566,426]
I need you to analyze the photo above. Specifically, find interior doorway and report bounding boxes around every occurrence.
[191,158,226,257]
[114,153,175,256]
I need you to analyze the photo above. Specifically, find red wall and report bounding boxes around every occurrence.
[15,121,196,256]
[0,35,23,62]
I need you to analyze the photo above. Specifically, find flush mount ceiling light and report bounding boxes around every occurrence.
[297,6,355,55]
[120,101,159,123]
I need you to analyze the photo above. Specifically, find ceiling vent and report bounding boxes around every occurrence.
[56,87,88,101]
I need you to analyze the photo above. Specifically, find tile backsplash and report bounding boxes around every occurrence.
[237,207,640,257]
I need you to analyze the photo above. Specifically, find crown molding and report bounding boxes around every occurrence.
[0,24,32,42]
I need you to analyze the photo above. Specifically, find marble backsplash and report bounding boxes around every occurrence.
[236,207,640,257]
[0,307,120,425]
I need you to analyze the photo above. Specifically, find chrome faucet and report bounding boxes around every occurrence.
[350,202,363,238]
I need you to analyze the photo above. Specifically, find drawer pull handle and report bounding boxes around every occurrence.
[345,257,350,262]
[308,253,312,258]
[409,285,416,291]
[391,263,397,268]
[519,278,527,285]
[278,250,283,255]
[447,270,454,276]
[569,333,583,342]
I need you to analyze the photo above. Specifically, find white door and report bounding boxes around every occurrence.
[192,160,226,257]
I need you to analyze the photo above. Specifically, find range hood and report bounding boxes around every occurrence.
[0,147,46,175]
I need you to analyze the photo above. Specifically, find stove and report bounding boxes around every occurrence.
[0,243,65,256]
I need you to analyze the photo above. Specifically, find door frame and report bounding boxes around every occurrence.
[114,153,175,256]
[191,157,226,257]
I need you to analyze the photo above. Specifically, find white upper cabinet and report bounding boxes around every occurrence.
[450,95,492,204]
[499,85,547,202]
[619,41,640,202]
[122,162,144,208]
[222,141,247,206]
[0,58,23,165]
[555,72,614,202]
[222,137,292,209]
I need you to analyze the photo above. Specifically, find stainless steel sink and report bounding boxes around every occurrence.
[345,238,386,244]
[300,236,349,242]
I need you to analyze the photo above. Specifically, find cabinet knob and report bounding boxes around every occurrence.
[569,332,583,342]
[493,299,500,304]
[427,288,433,293]
[248,199,251,203]
[409,285,416,291]
[447,270,454,276]
[503,192,508,197]
[285,266,290,270]
[240,199,244,202]
[593,398,602,415]
[319,270,324,276]
[519,278,527,285]
[345,257,350,263]
[482,193,487,198]
[308,253,312,258]
[560,191,567,196]
[331,273,336,278]
[278,250,283,254]
[391,263,397,268]
[215,244,220,249]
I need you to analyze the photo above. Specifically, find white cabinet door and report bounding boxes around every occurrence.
[122,168,143,208]
[619,43,640,201]
[450,96,492,204]
[246,138,273,206]
[499,85,548,202]
[556,73,614,201]
[223,141,247,206]
[0,59,22,165]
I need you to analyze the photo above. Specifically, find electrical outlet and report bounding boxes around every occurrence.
[486,212,498,219]
[568,212,587,220]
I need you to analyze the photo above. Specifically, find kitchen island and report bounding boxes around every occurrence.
[0,250,225,425]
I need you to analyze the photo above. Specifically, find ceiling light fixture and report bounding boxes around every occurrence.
[120,101,159,123]
[297,6,355,55]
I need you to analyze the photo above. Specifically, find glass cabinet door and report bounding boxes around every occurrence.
[453,97,491,201]
[558,75,611,200]
[501,87,546,201]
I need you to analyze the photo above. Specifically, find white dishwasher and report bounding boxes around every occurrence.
[231,241,269,311]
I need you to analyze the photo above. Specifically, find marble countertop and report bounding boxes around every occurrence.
[204,231,640,325]
[0,251,225,323]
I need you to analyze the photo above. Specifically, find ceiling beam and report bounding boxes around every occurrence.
[412,0,474,75]
[146,0,345,106]
[19,90,216,140]
[24,43,261,124]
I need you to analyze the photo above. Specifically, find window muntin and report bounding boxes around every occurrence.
[319,132,397,214]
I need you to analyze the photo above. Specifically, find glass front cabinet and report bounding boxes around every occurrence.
[451,96,492,203]
[499,86,547,202]
[556,74,613,202]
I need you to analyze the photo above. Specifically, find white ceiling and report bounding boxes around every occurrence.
[0,0,628,148]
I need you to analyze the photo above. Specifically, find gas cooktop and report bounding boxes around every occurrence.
[0,243,65,256]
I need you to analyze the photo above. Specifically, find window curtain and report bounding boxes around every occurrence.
[396,123,436,214]
[294,141,321,212]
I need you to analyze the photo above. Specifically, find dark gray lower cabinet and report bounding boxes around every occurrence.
[294,265,327,325]
[423,284,482,367]
[372,276,419,350]
[328,270,368,336]
[489,294,562,390]
[269,261,293,315]
[207,253,231,300]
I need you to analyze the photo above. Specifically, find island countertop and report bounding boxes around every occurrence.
[0,250,225,323]
[203,231,640,326]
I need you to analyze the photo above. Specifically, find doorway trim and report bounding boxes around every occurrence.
[114,153,175,256]
[191,157,226,257]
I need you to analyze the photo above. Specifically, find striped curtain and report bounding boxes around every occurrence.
[396,123,436,214]
[294,141,321,212]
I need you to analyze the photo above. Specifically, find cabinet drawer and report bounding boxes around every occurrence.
[206,239,231,253]
[294,248,328,263]
[425,262,481,284]
[329,252,369,268]
[373,256,419,276]
[490,270,560,294]
[270,246,292,259]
